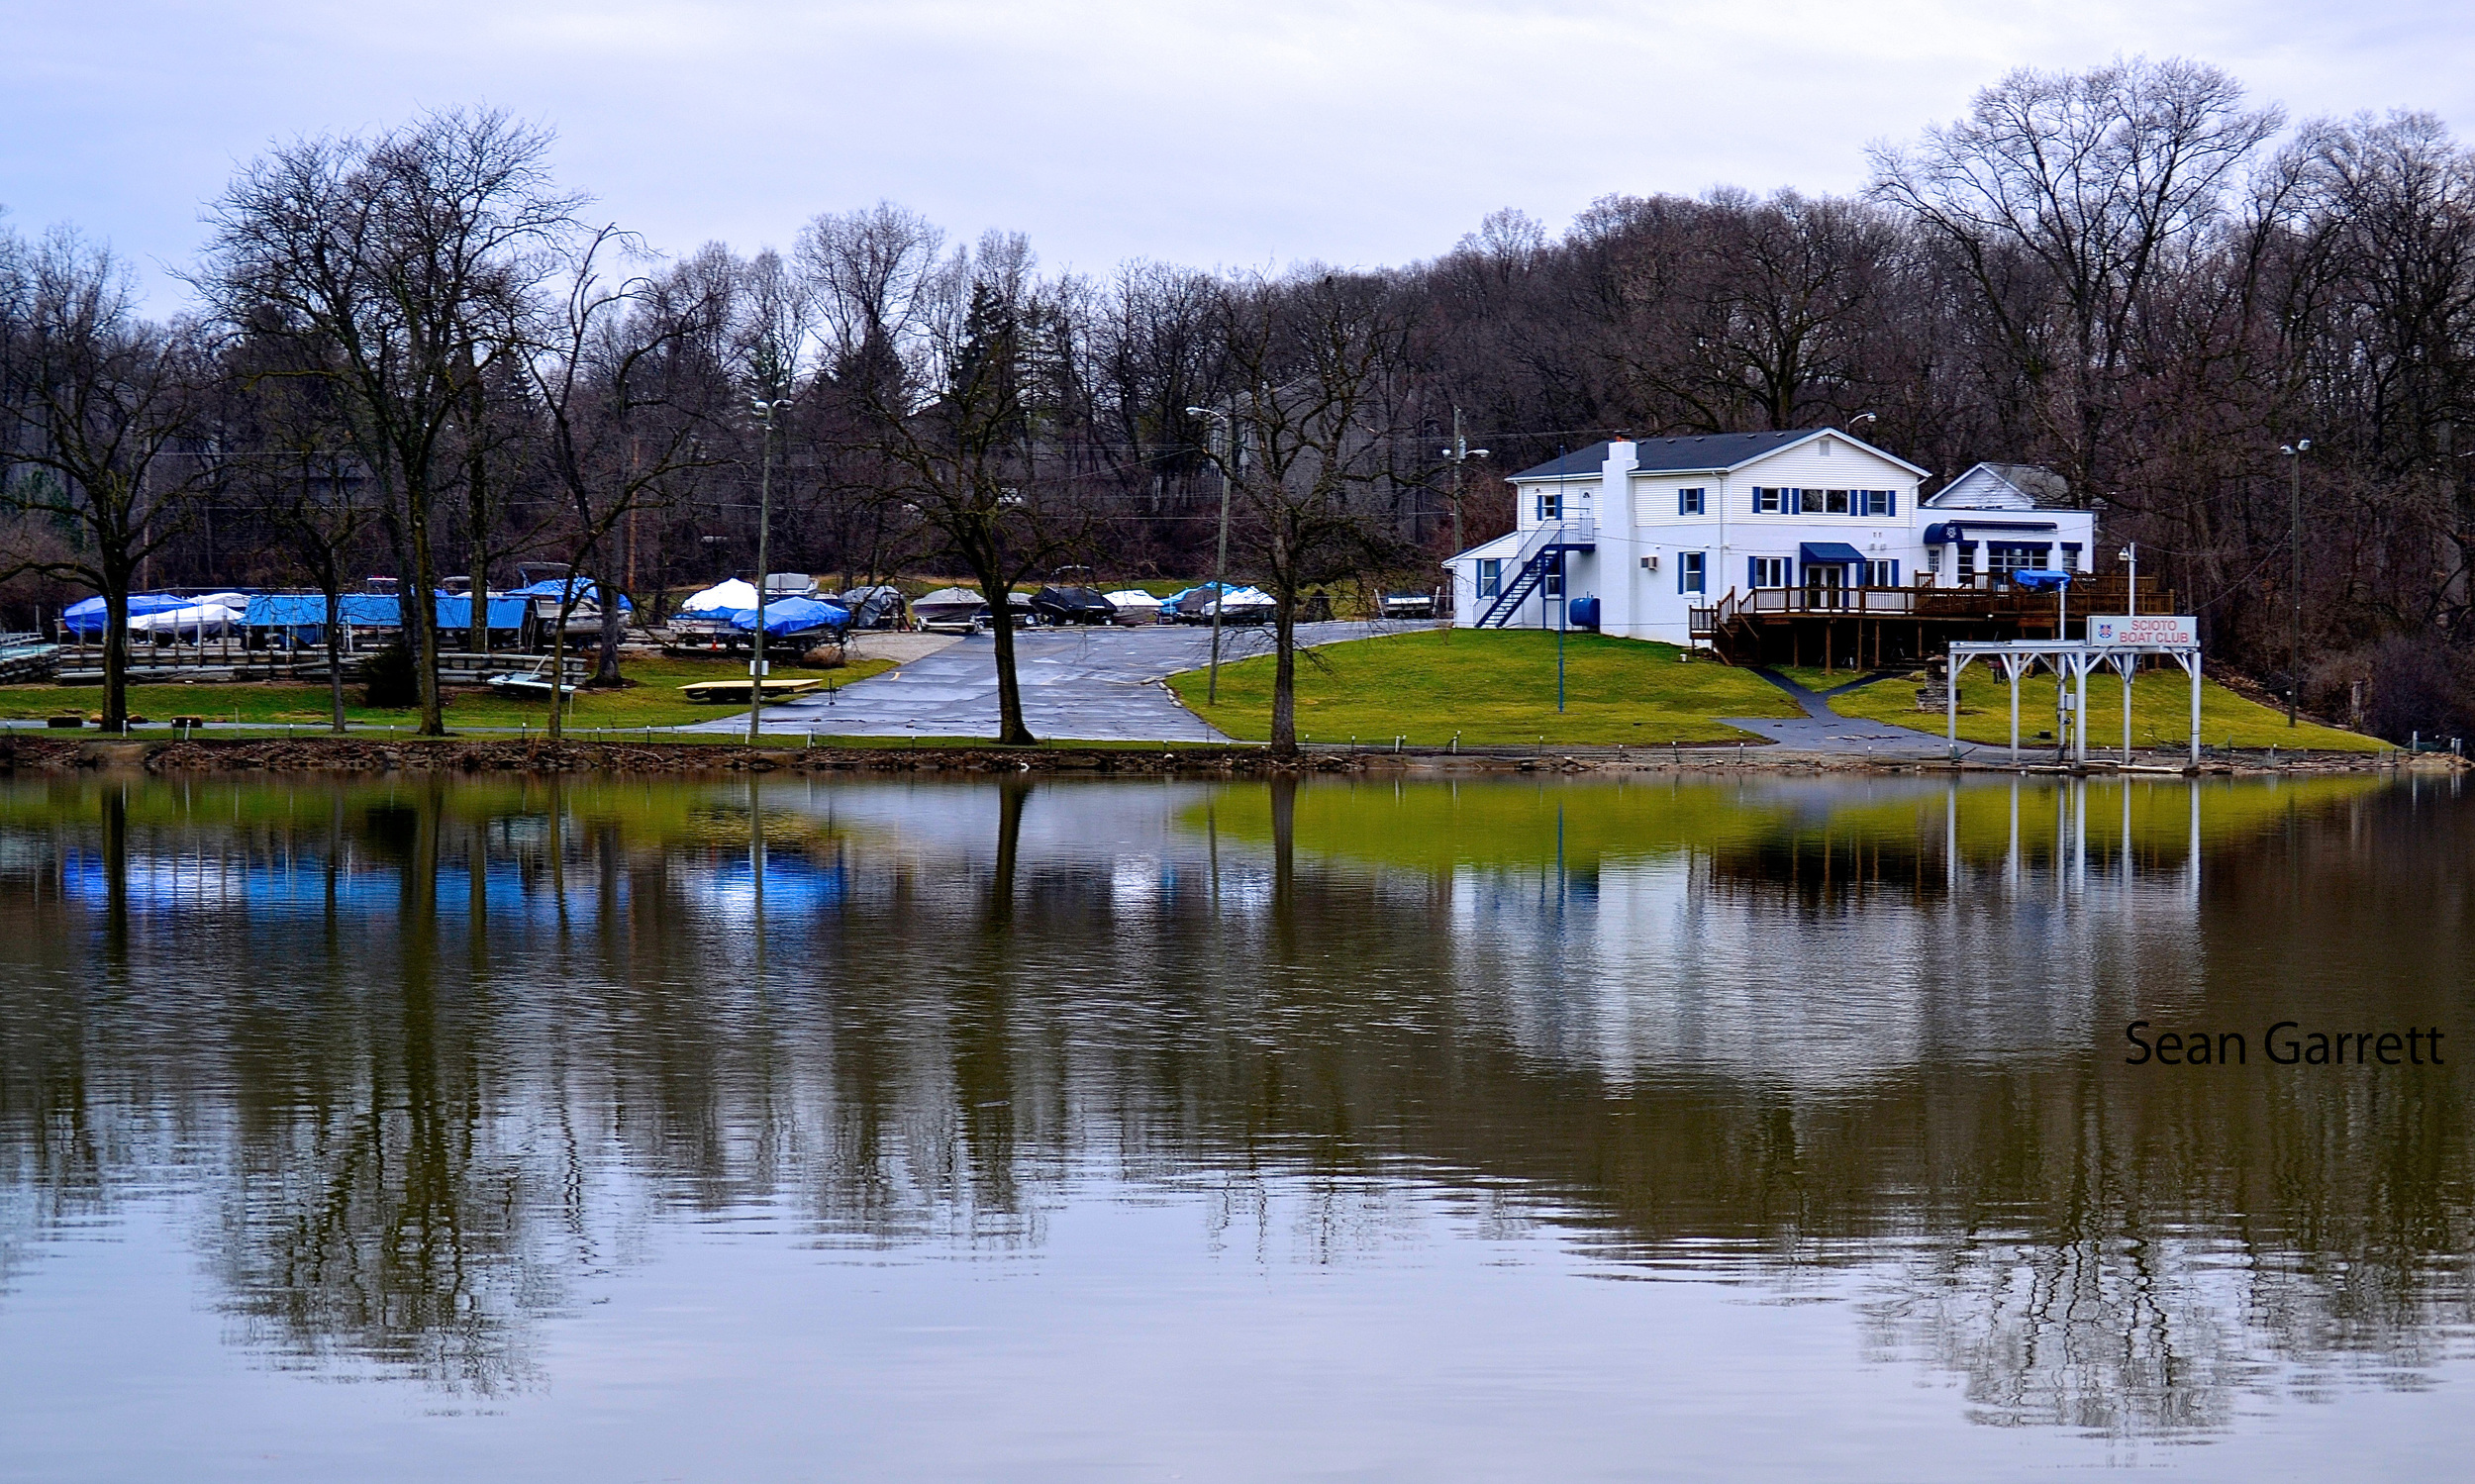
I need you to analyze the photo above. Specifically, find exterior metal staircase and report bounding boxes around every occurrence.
[1475,520,1595,628]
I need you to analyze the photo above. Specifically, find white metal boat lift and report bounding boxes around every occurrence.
[1946,636,2205,766]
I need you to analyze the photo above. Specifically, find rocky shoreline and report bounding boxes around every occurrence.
[0,734,2453,778]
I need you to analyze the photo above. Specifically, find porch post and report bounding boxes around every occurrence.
[2074,651,2089,765]
[2122,654,2133,763]
[2008,655,2021,765]
[2189,650,2203,766]
[1946,650,1963,760]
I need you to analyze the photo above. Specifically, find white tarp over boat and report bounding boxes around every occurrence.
[128,598,248,638]
[1103,589,1161,608]
[679,579,760,614]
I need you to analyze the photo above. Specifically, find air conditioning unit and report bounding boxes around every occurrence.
[1641,554,1659,572]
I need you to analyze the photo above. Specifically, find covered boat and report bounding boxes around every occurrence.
[62,593,205,636]
[731,595,849,638]
[912,586,990,632]
[1103,589,1164,625]
[1028,585,1116,625]
[834,585,908,631]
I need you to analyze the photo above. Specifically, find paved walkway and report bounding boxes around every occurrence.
[1721,668,1971,758]
[689,621,1421,742]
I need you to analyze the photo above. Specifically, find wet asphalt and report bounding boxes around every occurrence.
[686,621,1422,742]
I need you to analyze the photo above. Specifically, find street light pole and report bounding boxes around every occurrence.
[2280,440,2311,727]
[1188,405,1235,705]
[1438,407,1488,629]
[747,397,788,746]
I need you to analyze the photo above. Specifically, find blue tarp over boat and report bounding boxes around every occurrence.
[243,594,531,631]
[504,577,633,612]
[730,596,848,635]
[62,593,194,635]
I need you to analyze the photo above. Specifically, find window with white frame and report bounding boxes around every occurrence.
[1753,487,1784,513]
[1477,558,1501,598]
[1750,555,1789,587]
[1542,552,1563,597]
[1678,551,1706,593]
[1820,489,1851,514]
[1534,489,1561,521]
[1678,487,1706,516]
[1985,543,2047,583]
[1864,558,1898,587]
[1859,489,1896,517]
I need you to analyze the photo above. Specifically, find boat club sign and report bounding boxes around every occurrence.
[2087,614,2197,646]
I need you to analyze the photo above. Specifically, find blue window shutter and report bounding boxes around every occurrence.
[1887,489,1897,517]
[1889,559,1900,586]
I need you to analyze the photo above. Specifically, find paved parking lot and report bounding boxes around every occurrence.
[688,621,1420,742]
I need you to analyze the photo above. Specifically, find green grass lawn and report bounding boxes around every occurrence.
[1167,629,1801,746]
[1829,668,2386,752]
[0,652,894,733]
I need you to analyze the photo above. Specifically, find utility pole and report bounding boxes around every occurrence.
[747,396,789,745]
[2280,440,2311,727]
[1188,405,1235,704]
[1438,407,1488,628]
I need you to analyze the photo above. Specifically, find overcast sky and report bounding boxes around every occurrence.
[6,0,2472,311]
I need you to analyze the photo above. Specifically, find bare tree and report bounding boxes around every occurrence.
[1870,57,2285,499]
[199,108,581,736]
[807,216,1089,744]
[526,226,730,736]
[0,229,215,731]
[1215,270,1421,757]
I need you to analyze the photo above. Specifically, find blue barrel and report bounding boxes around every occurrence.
[1566,596,1600,631]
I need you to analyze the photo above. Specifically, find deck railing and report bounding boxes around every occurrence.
[1704,574,2170,631]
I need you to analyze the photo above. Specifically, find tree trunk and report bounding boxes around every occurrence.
[595,559,626,688]
[405,489,446,736]
[546,608,569,742]
[981,576,1036,745]
[325,583,347,734]
[100,576,132,734]
[1269,593,1299,758]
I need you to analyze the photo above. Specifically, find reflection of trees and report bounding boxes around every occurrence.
[0,773,2468,1430]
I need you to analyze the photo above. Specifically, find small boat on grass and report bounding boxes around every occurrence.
[678,676,827,704]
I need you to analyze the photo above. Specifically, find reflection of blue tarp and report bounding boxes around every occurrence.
[2011,569,2073,592]
[243,594,529,630]
[731,597,847,634]
[62,593,192,635]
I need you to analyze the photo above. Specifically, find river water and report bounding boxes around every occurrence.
[1,770,2470,1481]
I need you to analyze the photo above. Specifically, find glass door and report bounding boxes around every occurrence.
[1804,563,1846,611]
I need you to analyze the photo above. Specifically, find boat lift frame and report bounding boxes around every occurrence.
[1946,638,2205,766]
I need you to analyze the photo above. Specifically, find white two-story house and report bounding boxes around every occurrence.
[1441,429,2097,648]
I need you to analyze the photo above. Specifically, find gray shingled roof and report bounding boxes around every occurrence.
[1511,430,1822,480]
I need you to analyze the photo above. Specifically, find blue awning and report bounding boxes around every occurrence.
[1799,542,1866,565]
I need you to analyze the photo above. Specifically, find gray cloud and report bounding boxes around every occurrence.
[5,0,2472,311]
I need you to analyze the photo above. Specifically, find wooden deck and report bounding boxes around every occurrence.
[1692,575,2173,669]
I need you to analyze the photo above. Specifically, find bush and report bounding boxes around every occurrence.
[361,642,420,709]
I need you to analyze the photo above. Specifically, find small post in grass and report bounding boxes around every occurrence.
[1556,583,1567,714]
